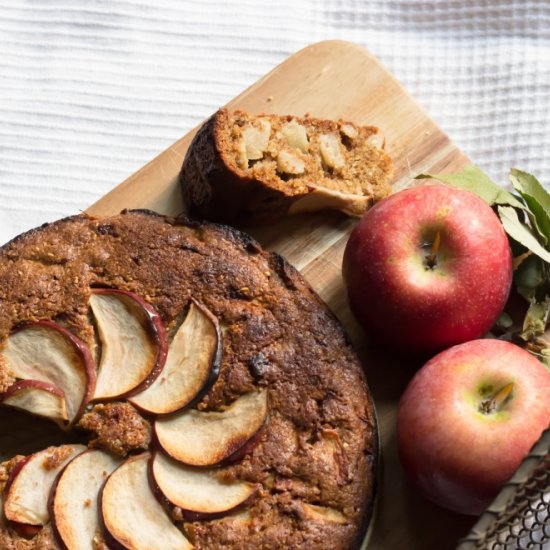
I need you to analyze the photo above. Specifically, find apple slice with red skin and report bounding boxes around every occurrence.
[130,300,222,415]
[155,390,268,467]
[5,521,42,539]
[149,451,256,521]
[2,321,96,423]
[1,458,42,538]
[90,289,168,401]
[50,449,122,550]
[1,380,68,426]
[101,453,192,550]
[3,444,86,528]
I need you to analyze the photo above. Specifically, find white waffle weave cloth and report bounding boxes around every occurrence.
[1,0,550,243]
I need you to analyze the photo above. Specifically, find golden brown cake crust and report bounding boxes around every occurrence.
[42,446,74,471]
[0,210,378,550]
[0,524,58,550]
[0,455,25,492]
[181,109,393,226]
[77,402,151,457]
[0,357,14,393]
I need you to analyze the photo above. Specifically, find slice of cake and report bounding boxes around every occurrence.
[181,109,393,226]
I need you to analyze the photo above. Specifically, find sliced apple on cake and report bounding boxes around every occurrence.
[130,300,221,415]
[1,320,96,424]
[155,389,268,466]
[50,449,122,550]
[89,289,167,400]
[0,380,68,426]
[301,503,348,525]
[150,452,256,521]
[100,453,192,550]
[3,444,85,530]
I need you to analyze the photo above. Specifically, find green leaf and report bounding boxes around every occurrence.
[514,254,545,300]
[496,312,513,330]
[510,169,550,213]
[526,348,550,370]
[509,169,550,245]
[537,352,550,371]
[416,165,524,209]
[520,296,550,341]
[498,206,550,263]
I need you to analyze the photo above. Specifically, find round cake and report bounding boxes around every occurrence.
[0,210,378,550]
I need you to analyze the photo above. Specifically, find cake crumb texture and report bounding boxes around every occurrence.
[77,402,151,457]
[181,109,393,226]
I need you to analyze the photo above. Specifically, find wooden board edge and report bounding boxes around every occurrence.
[86,40,470,219]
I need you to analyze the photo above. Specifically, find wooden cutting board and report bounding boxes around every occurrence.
[1,41,475,549]
[88,41,474,549]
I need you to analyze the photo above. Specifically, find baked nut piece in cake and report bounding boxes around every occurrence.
[181,109,393,226]
[0,211,378,549]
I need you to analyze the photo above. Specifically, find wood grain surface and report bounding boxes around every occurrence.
[1,41,475,549]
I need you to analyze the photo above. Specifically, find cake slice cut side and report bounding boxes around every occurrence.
[129,300,221,415]
[181,108,393,226]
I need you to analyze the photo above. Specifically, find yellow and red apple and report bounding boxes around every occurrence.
[397,339,550,515]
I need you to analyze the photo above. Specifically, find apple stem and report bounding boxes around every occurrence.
[425,231,441,269]
[479,382,514,414]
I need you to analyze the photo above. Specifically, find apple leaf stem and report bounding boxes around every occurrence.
[479,382,514,414]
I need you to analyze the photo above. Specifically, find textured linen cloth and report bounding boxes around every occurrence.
[1,0,550,244]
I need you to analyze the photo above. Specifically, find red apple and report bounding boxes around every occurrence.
[50,449,122,550]
[397,339,550,515]
[342,185,513,355]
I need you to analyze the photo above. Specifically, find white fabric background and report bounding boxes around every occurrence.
[1,0,550,244]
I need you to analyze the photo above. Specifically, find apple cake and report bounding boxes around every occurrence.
[180,109,393,226]
[0,210,378,550]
